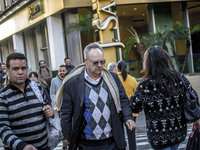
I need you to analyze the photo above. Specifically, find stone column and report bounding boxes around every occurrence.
[12,32,25,54]
[24,30,37,72]
[64,10,83,66]
[46,15,66,71]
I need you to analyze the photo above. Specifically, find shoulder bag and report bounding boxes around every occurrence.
[186,129,200,150]
[29,81,63,150]
[180,75,200,123]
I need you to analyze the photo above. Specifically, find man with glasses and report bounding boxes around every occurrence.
[56,43,136,150]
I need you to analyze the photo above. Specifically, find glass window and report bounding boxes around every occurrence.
[188,1,200,73]
[117,4,149,77]
[188,1,200,54]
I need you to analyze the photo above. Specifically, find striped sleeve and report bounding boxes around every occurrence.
[0,94,27,150]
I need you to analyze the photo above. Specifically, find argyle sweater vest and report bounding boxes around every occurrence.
[80,78,113,140]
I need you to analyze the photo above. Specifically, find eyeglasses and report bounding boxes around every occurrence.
[87,59,106,66]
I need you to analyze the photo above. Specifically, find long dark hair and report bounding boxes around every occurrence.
[142,46,179,89]
[117,60,127,81]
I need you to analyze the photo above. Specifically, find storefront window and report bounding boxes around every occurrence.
[117,4,148,77]
[188,1,200,72]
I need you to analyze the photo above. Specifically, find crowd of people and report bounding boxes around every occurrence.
[0,43,199,150]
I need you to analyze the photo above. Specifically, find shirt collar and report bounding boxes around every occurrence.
[84,69,103,85]
[9,78,31,91]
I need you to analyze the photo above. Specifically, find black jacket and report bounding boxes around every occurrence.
[60,71,134,150]
[130,74,196,149]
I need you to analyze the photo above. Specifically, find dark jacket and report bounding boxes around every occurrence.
[65,64,75,73]
[60,71,134,150]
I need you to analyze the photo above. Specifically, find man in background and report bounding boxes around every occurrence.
[50,65,68,106]
[37,60,52,93]
[0,63,6,87]
[50,64,68,150]
[108,62,117,73]
[64,57,75,73]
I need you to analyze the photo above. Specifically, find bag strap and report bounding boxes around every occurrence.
[29,81,55,125]
[179,73,188,91]
[29,81,45,105]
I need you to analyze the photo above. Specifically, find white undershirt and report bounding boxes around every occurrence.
[84,69,103,85]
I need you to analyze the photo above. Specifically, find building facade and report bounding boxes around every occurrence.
[0,0,200,76]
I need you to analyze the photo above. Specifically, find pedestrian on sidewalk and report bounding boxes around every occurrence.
[117,60,138,150]
[29,71,39,82]
[130,46,199,150]
[37,60,52,94]
[55,43,136,150]
[50,65,68,107]
[64,57,75,74]
[50,65,68,150]
[108,62,117,73]
[0,53,54,150]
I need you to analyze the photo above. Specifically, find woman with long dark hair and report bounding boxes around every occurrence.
[117,60,138,150]
[130,46,199,150]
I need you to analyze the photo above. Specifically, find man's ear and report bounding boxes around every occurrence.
[84,58,87,63]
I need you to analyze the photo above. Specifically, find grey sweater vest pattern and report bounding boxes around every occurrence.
[82,78,112,140]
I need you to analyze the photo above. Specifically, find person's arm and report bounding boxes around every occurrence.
[112,73,134,122]
[130,81,145,114]
[193,119,200,130]
[37,83,54,117]
[182,74,200,128]
[49,68,53,78]
[113,73,136,130]
[0,97,28,150]
[182,74,199,99]
[60,82,73,141]
[133,77,138,94]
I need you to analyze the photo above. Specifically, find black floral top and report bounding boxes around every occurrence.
[130,74,197,149]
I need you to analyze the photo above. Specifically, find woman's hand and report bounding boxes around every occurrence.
[192,119,200,130]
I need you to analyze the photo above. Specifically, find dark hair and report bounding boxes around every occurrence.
[117,60,127,81]
[6,52,27,68]
[39,60,45,66]
[59,65,66,68]
[64,57,69,62]
[38,60,50,74]
[142,46,179,89]
[29,71,38,79]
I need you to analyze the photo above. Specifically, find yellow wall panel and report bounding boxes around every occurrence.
[63,0,91,8]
